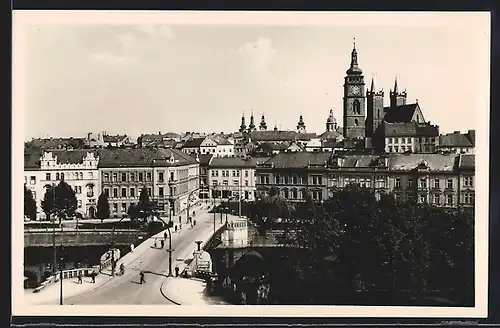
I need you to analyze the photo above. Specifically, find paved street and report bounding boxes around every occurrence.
[29,207,223,305]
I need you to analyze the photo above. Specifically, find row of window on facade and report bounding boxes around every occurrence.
[103,185,174,199]
[212,180,250,187]
[387,145,434,153]
[102,171,175,183]
[257,175,324,186]
[387,137,436,144]
[258,175,474,189]
[266,187,473,206]
[210,170,253,178]
[72,185,94,197]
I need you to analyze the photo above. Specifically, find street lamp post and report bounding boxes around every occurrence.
[51,183,57,276]
[152,213,174,276]
[186,188,199,224]
[168,179,174,225]
[59,221,63,305]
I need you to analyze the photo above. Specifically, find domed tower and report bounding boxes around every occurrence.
[297,114,306,133]
[326,109,337,132]
[259,114,267,131]
[239,113,246,133]
[248,111,256,133]
[343,38,366,139]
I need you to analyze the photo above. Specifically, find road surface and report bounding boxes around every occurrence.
[38,208,221,305]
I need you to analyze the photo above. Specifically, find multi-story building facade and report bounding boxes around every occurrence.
[255,152,332,202]
[436,130,476,154]
[98,148,199,218]
[382,122,439,153]
[207,157,269,201]
[255,152,474,209]
[24,149,101,219]
[198,154,213,199]
[181,135,235,157]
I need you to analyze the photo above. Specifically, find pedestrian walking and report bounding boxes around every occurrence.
[139,271,145,284]
[91,272,96,283]
[154,239,157,248]
[160,239,165,248]
[164,232,167,240]
[120,263,125,275]
[174,225,178,233]
[77,272,83,284]
[175,266,179,277]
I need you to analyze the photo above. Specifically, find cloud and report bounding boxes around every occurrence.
[237,37,278,87]
[89,52,128,66]
[116,32,137,50]
[238,37,277,70]
[134,25,174,39]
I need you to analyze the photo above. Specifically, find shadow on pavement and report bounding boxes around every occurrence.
[143,270,168,278]
[129,280,142,285]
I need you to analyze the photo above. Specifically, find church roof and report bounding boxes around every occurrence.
[383,103,419,123]
[319,130,343,140]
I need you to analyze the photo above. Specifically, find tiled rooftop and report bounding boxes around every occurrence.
[438,131,475,147]
[209,156,269,168]
[387,153,457,171]
[261,152,331,168]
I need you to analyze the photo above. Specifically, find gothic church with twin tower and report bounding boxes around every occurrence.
[342,40,425,150]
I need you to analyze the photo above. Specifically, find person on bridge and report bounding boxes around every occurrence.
[91,272,96,283]
[139,271,146,284]
[119,263,125,275]
[174,225,178,233]
[164,232,167,240]
[160,239,164,248]
[77,272,83,284]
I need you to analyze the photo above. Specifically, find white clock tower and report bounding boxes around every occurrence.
[343,39,366,139]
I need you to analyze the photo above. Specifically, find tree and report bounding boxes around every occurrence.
[41,185,56,221]
[96,192,110,220]
[127,203,139,221]
[137,187,154,220]
[41,180,77,223]
[24,184,37,220]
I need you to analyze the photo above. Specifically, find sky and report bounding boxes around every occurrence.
[15,12,490,141]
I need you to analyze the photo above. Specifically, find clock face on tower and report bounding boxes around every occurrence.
[350,85,361,96]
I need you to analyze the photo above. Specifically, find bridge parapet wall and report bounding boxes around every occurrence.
[24,230,145,247]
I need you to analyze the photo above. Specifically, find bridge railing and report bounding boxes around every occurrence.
[32,266,100,293]
[24,228,139,233]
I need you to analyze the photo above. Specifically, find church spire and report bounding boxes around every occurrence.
[393,76,398,93]
[239,112,246,133]
[259,113,267,131]
[350,37,358,67]
[370,76,375,92]
[248,110,256,132]
[346,37,362,75]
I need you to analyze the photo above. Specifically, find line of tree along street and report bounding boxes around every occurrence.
[248,185,474,305]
